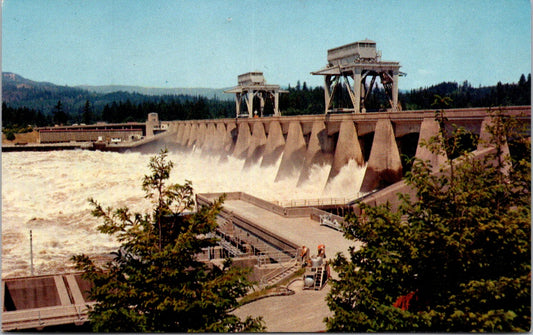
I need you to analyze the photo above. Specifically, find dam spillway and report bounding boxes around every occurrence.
[166,106,531,195]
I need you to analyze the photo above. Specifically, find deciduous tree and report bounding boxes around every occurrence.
[326,109,530,332]
[72,149,264,332]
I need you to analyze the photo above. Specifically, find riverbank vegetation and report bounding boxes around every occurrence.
[325,106,531,332]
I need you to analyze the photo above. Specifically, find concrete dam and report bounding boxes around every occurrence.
[165,106,531,195]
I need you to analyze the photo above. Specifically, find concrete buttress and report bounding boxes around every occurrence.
[187,124,198,148]
[415,118,447,171]
[244,122,267,168]
[297,121,334,186]
[196,123,207,150]
[275,121,307,182]
[181,124,191,149]
[180,124,188,145]
[219,122,237,163]
[477,116,511,175]
[327,120,364,184]
[227,123,238,151]
[176,123,184,146]
[212,123,226,153]
[233,122,252,160]
[204,123,217,153]
[360,119,403,192]
[261,121,285,167]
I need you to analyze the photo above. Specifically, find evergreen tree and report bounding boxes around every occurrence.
[326,108,531,332]
[52,100,68,125]
[72,149,265,332]
[81,100,93,125]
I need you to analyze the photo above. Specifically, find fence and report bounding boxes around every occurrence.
[271,193,363,208]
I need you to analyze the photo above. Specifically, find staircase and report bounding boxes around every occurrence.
[314,266,324,290]
[259,258,300,288]
[213,216,300,289]
[217,238,245,257]
[232,228,294,263]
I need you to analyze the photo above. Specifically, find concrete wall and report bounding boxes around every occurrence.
[40,129,143,143]
[2,273,95,331]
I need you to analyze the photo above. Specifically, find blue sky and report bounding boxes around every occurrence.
[2,0,531,90]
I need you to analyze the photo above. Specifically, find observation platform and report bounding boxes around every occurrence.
[222,199,355,258]
[196,192,360,269]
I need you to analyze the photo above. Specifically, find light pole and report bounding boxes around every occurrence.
[30,230,34,276]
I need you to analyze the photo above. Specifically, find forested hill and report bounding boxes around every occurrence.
[401,77,531,110]
[2,72,230,114]
[77,84,229,100]
[1,72,530,129]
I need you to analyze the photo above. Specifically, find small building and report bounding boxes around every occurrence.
[327,40,382,65]
[37,114,166,144]
[224,72,287,118]
[38,123,145,144]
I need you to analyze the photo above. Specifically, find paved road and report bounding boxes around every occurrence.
[234,279,332,332]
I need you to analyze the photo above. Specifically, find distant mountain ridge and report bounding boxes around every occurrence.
[3,72,232,100]
[1,72,233,115]
[77,84,231,100]
[3,72,57,88]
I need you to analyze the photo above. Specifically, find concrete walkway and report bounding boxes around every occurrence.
[218,198,362,332]
[222,199,358,260]
[234,280,332,332]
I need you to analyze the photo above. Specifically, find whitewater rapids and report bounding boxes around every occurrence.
[2,148,366,278]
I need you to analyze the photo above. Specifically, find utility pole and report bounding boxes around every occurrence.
[30,230,34,276]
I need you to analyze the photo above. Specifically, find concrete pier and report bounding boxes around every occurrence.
[275,121,307,181]
[414,118,448,171]
[233,122,252,159]
[297,121,334,186]
[327,120,364,183]
[244,122,268,168]
[261,121,285,167]
[360,118,403,192]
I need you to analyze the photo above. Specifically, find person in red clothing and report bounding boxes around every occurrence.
[317,244,326,259]
[300,245,310,266]
[393,291,418,311]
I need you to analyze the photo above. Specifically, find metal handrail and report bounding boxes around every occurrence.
[259,257,299,288]
[272,193,365,208]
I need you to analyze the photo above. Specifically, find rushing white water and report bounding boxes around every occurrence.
[1,148,366,278]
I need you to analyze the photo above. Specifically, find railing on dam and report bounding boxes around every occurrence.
[271,194,364,208]
[197,191,345,223]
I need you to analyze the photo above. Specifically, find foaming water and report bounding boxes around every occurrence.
[2,148,366,278]
[323,160,367,199]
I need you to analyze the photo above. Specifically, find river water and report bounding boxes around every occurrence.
[2,148,366,278]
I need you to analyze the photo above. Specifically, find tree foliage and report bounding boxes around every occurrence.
[72,149,264,332]
[326,108,531,332]
[52,100,68,125]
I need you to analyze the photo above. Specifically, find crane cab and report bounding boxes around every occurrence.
[327,39,381,66]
